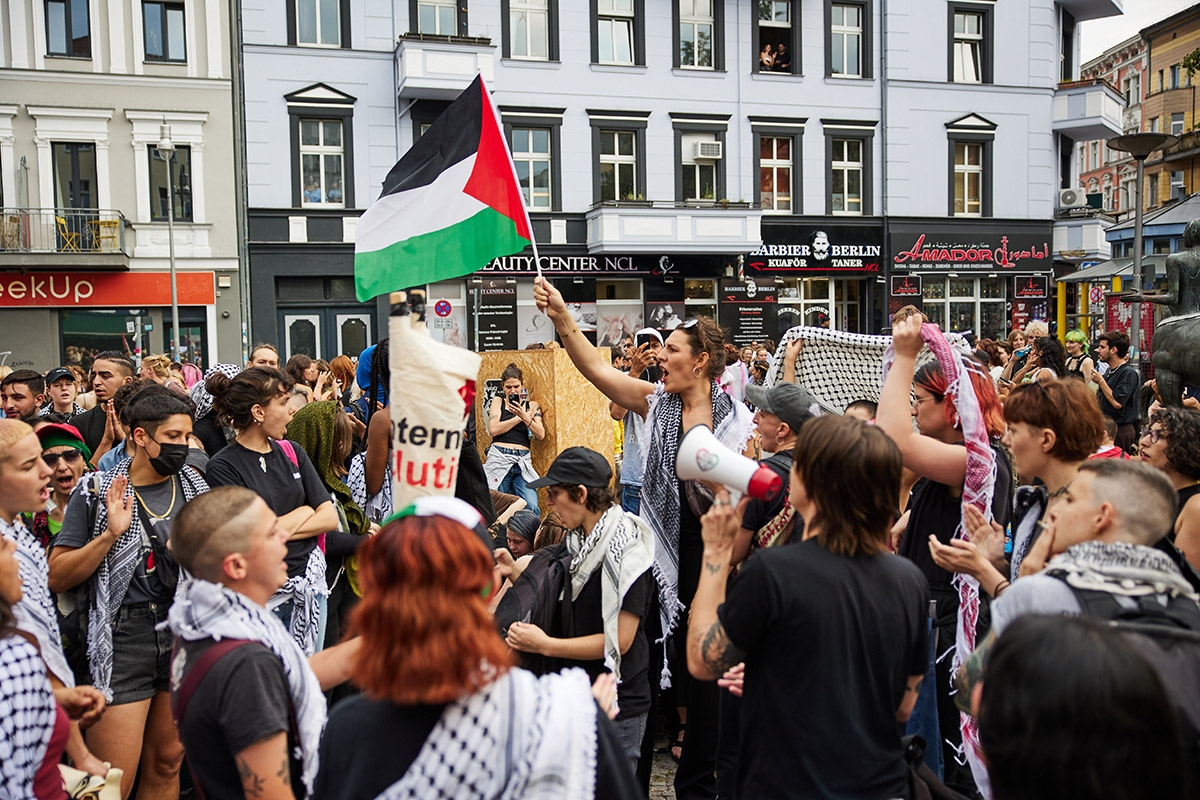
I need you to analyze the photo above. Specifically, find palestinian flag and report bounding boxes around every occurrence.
[354,75,533,302]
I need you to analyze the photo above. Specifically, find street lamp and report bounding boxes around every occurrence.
[1106,132,1178,361]
[156,124,182,362]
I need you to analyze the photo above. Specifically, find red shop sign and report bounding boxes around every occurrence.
[0,272,216,307]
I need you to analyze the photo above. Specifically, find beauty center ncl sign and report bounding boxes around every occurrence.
[0,272,216,307]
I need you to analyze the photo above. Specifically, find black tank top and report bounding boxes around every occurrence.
[1176,484,1200,535]
[493,400,531,447]
[1065,355,1088,378]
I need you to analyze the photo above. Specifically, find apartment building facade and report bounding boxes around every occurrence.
[0,0,242,371]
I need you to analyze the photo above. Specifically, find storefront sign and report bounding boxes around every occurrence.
[1014,275,1048,299]
[746,225,883,274]
[0,271,215,307]
[890,275,923,297]
[720,279,778,347]
[481,253,726,277]
[890,224,1052,273]
[476,281,518,351]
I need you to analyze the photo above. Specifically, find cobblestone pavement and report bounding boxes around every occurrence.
[648,735,676,799]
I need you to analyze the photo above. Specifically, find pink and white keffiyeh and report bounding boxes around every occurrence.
[882,322,996,795]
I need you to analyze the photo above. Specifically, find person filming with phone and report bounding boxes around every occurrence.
[484,364,545,515]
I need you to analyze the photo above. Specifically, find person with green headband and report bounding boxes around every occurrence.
[27,423,94,554]
[1063,329,1095,385]
[285,400,372,663]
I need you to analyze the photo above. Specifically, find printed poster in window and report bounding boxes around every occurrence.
[518,305,554,349]
[596,304,644,346]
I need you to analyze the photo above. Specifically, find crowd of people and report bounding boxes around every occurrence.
[4,286,1200,800]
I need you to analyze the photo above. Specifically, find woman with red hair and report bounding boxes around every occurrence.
[313,496,640,800]
[876,317,1013,796]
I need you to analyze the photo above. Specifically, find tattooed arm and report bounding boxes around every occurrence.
[235,733,296,800]
[688,488,748,681]
[954,631,996,715]
[896,674,924,723]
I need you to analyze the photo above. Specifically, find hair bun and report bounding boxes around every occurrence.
[205,371,231,397]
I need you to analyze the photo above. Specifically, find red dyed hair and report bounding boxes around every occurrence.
[914,360,1006,439]
[350,516,514,705]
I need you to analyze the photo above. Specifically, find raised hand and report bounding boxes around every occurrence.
[105,475,133,538]
[890,316,926,360]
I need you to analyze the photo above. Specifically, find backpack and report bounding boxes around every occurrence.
[1052,572,1200,794]
[493,543,574,676]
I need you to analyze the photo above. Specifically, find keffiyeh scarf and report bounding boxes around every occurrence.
[168,578,327,795]
[189,363,240,421]
[1047,541,1198,600]
[565,506,655,684]
[0,635,57,800]
[348,451,393,524]
[378,667,597,800]
[0,517,73,687]
[640,382,754,686]
[267,547,328,657]
[884,323,996,795]
[83,460,208,700]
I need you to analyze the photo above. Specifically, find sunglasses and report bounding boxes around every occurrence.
[42,451,84,467]
[681,318,699,329]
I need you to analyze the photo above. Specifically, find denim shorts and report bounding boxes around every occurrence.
[109,601,173,705]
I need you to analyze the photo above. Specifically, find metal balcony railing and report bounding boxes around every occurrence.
[0,208,131,255]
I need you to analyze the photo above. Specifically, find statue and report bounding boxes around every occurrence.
[1122,218,1200,413]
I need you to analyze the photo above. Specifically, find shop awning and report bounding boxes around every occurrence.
[1057,255,1168,283]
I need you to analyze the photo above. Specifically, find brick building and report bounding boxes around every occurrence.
[1142,5,1200,208]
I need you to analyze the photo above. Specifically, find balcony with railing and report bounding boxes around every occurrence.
[1053,78,1124,142]
[395,34,495,100]
[0,209,132,269]
[585,200,762,254]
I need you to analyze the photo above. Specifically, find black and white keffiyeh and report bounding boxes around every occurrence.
[0,517,73,687]
[378,667,597,800]
[82,460,208,700]
[766,325,973,414]
[168,578,327,795]
[565,507,654,684]
[1047,541,1199,600]
[0,634,57,800]
[189,363,241,422]
[640,381,753,685]
[348,451,393,524]
[267,547,327,657]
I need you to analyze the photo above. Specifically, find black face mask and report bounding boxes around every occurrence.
[148,441,189,476]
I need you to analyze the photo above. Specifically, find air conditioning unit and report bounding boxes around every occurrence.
[1058,187,1087,208]
[693,141,723,160]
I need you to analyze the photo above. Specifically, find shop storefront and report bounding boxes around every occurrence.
[425,251,742,352]
[888,220,1054,340]
[745,219,885,335]
[0,271,216,372]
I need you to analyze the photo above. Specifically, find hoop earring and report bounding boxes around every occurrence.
[693,366,702,377]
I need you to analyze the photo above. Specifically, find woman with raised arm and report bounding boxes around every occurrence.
[535,277,753,800]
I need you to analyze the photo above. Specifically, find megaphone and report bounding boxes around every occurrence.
[676,425,782,502]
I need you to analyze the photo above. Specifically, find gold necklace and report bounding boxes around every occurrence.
[133,477,177,520]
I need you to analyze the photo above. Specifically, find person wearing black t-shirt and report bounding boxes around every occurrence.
[688,416,929,800]
[202,368,338,656]
[506,447,655,772]
[71,353,135,463]
[1092,330,1141,452]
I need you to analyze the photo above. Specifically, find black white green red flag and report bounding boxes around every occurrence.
[354,75,533,302]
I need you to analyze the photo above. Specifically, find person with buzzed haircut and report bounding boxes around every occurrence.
[167,486,356,800]
[72,352,136,460]
[1,369,46,420]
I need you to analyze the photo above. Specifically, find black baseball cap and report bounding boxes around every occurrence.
[527,446,613,488]
[45,367,75,386]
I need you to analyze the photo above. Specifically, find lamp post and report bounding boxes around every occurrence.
[1106,132,1178,362]
[156,124,182,362]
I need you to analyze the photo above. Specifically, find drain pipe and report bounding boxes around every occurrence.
[230,0,252,361]
[878,0,890,332]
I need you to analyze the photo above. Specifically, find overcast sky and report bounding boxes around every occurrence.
[1081,0,1199,62]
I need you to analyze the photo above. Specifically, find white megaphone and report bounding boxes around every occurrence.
[675,425,782,502]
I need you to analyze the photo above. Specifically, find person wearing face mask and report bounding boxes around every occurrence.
[48,391,209,800]
[203,368,339,656]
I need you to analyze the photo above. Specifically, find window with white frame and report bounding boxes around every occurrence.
[755,0,793,74]
[952,11,983,83]
[297,0,340,46]
[831,138,863,214]
[417,0,457,34]
[509,0,549,59]
[1102,174,1112,209]
[1121,176,1135,210]
[678,0,713,69]
[1090,141,1099,170]
[597,0,635,64]
[599,130,637,201]
[830,4,862,78]
[46,0,91,57]
[1172,112,1185,135]
[1123,73,1140,105]
[1171,170,1185,199]
[953,142,982,216]
[1077,143,1084,174]
[681,133,717,201]
[921,276,1006,339]
[759,136,792,213]
[512,127,551,209]
[300,119,344,207]
[1171,64,1181,89]
[1150,115,1161,133]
